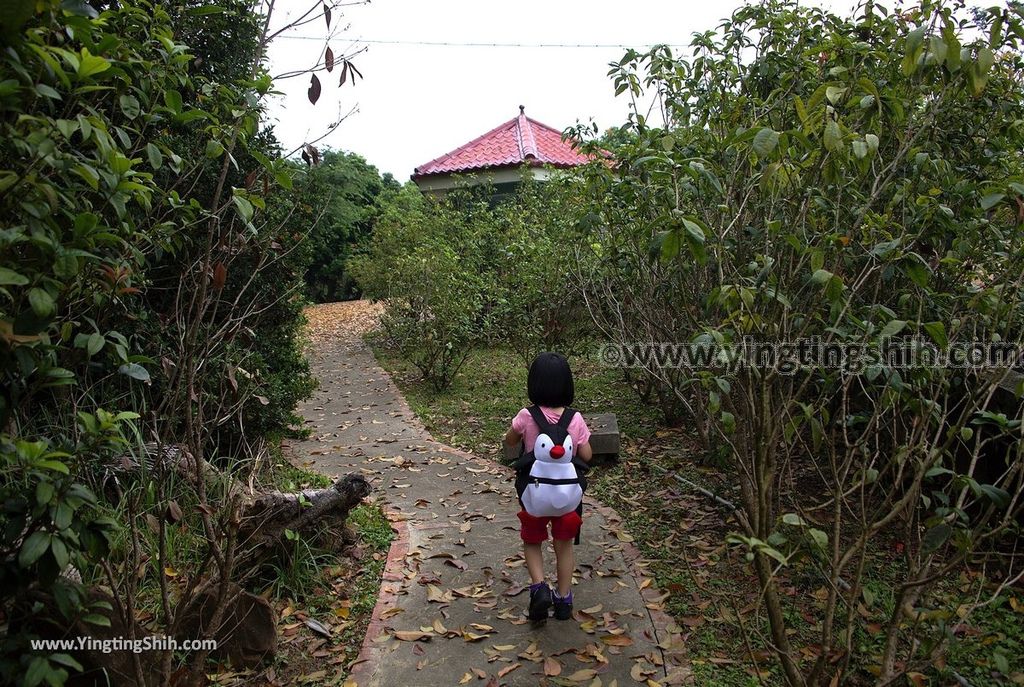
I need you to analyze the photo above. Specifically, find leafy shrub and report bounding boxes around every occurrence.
[489,177,594,366]
[573,1,1024,684]
[0,0,317,683]
[353,176,591,389]
[297,150,399,303]
[352,185,494,390]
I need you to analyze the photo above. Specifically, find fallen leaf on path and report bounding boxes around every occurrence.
[426,584,453,603]
[498,663,521,678]
[568,669,597,682]
[393,630,432,642]
[544,657,562,676]
[445,558,468,571]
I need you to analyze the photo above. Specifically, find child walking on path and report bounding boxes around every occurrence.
[504,352,592,622]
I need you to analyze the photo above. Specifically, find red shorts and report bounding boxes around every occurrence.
[518,510,582,543]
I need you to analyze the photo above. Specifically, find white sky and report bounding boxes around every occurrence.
[264,0,867,180]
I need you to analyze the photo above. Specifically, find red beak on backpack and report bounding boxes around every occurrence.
[550,445,565,459]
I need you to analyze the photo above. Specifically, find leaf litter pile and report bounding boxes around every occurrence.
[304,300,384,345]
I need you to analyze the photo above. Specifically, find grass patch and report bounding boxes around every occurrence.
[369,340,665,462]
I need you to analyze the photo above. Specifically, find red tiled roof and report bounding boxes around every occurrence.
[412,107,593,178]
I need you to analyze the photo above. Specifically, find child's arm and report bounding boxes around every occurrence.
[506,409,528,449]
[504,427,522,448]
[573,414,593,462]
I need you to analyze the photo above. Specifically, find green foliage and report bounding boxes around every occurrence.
[297,150,398,303]
[352,175,590,390]
[488,177,593,366]
[0,0,315,683]
[352,184,494,390]
[572,1,1024,684]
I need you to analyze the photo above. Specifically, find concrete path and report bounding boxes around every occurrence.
[286,302,689,687]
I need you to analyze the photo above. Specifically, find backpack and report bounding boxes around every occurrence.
[514,406,589,538]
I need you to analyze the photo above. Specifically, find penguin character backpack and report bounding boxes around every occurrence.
[514,405,589,522]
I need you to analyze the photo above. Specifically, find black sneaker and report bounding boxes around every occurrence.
[553,590,573,620]
[527,582,552,622]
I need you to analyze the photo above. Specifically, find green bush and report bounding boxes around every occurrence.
[489,178,594,366]
[297,150,399,303]
[0,1,315,683]
[572,1,1024,684]
[352,185,494,389]
[352,176,591,389]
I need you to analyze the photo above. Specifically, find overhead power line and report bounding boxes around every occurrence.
[275,36,687,49]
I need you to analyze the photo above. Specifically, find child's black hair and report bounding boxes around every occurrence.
[527,352,575,407]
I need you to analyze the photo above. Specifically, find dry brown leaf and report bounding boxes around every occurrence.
[426,584,452,603]
[544,657,562,676]
[393,630,431,642]
[568,669,597,682]
[445,558,469,571]
[600,635,634,647]
[498,663,521,678]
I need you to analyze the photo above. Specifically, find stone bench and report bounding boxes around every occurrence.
[503,412,620,464]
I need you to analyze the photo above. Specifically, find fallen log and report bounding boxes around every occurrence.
[108,443,371,554]
[237,472,371,551]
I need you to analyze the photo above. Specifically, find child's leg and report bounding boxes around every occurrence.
[524,542,544,584]
[552,538,574,596]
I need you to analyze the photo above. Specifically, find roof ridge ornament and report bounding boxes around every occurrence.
[517,105,538,160]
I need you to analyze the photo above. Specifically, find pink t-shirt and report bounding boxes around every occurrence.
[511,406,591,456]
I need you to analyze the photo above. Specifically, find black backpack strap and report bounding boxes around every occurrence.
[527,405,552,433]
[556,407,576,429]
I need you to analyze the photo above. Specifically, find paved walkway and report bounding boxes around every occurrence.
[286,302,689,687]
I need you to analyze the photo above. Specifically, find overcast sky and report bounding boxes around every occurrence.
[264,0,868,180]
